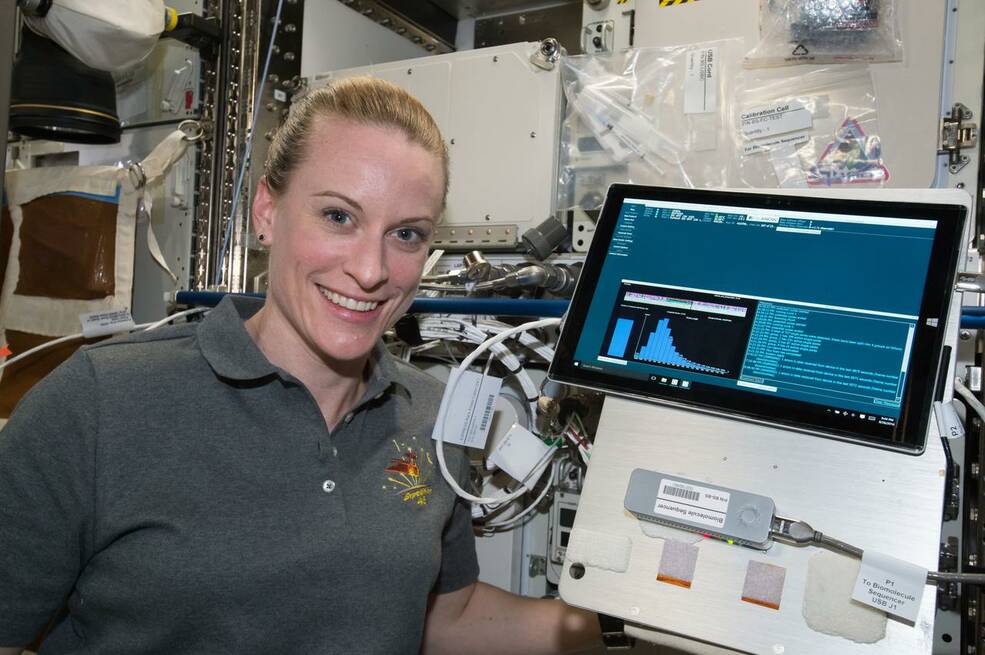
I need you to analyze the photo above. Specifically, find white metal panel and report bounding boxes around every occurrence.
[633,0,947,189]
[558,188,971,654]
[300,1,427,78]
[307,42,562,249]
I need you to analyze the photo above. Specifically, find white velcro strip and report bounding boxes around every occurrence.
[565,528,632,573]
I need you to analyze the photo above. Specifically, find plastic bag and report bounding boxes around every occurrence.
[559,40,743,211]
[746,0,903,68]
[733,66,888,188]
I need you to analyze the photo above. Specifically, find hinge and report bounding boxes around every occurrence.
[940,102,978,174]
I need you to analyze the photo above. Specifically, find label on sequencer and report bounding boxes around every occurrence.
[741,101,812,139]
[652,479,730,529]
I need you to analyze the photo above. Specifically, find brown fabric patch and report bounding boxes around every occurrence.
[0,204,12,294]
[15,193,117,300]
[0,330,103,418]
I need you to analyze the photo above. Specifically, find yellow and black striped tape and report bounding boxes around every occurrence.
[658,0,701,7]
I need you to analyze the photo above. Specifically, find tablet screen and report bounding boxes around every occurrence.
[550,186,965,452]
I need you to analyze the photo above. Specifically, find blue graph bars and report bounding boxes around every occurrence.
[607,318,634,358]
[636,318,727,375]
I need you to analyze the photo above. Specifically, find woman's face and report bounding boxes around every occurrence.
[253,116,445,365]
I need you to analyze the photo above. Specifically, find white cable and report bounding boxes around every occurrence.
[0,308,210,373]
[418,320,539,424]
[0,333,82,372]
[434,317,562,505]
[954,377,985,423]
[481,459,559,531]
[142,307,208,331]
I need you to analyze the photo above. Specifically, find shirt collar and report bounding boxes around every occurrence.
[197,295,277,381]
[197,294,410,400]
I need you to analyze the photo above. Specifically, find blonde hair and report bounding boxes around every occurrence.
[264,76,449,205]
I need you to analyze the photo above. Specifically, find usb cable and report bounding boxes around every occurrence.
[770,515,985,584]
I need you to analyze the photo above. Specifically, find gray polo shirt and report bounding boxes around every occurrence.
[0,296,478,654]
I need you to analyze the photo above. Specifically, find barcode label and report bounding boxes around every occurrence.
[430,369,502,449]
[478,394,496,432]
[663,485,700,503]
[658,479,730,514]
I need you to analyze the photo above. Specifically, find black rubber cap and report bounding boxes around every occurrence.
[10,26,121,144]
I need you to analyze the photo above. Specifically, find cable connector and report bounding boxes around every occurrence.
[770,515,818,545]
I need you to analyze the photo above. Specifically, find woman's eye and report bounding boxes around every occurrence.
[321,209,352,225]
[393,227,426,243]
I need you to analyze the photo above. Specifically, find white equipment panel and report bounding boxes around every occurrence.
[306,41,562,250]
[633,0,948,189]
[558,189,971,655]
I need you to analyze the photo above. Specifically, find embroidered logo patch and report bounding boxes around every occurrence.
[383,438,434,506]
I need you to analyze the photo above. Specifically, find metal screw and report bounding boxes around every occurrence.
[493,56,499,62]
[283,52,296,61]
[530,131,536,138]
[958,182,966,188]
[407,68,413,75]
[961,330,973,341]
[449,138,455,144]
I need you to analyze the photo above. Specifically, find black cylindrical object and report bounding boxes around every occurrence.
[10,26,121,144]
[521,216,569,260]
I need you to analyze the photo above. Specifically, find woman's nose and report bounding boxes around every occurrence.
[343,234,389,290]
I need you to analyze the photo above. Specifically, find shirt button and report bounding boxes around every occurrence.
[343,413,354,424]
[322,479,336,493]
[331,446,339,457]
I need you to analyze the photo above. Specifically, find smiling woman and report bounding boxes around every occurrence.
[0,77,598,654]
[246,80,449,428]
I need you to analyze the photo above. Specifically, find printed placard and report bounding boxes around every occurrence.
[851,550,927,623]
[80,309,136,339]
[431,369,502,449]
[740,101,812,139]
[684,47,718,114]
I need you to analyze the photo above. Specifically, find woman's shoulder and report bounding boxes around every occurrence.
[384,353,447,394]
[77,321,204,379]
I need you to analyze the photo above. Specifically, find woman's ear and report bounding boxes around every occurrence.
[253,176,277,245]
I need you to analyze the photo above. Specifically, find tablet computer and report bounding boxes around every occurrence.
[549,185,966,453]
